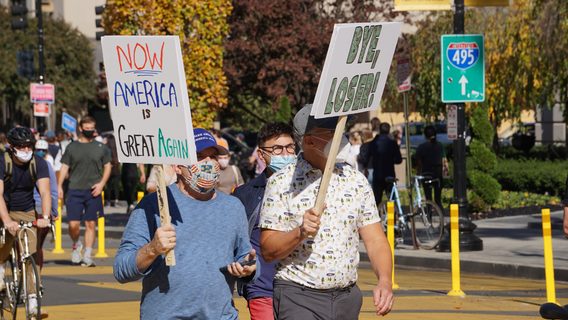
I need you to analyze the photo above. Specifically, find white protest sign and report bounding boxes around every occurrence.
[101,36,197,165]
[311,22,401,119]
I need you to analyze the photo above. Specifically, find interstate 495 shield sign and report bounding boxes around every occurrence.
[441,34,485,103]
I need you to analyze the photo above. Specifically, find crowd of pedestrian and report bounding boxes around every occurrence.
[0,109,452,319]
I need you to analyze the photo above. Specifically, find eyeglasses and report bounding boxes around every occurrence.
[259,143,295,155]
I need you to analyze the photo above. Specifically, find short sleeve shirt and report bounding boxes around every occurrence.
[259,156,380,289]
[0,155,50,211]
[61,141,111,190]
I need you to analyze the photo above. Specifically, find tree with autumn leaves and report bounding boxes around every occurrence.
[103,0,408,130]
[409,0,567,136]
[103,0,232,128]
[223,0,409,130]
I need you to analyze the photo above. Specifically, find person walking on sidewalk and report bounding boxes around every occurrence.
[232,122,296,320]
[369,122,402,205]
[114,128,257,320]
[58,116,112,267]
[260,105,394,319]
[415,125,449,210]
[0,127,51,317]
[33,139,59,269]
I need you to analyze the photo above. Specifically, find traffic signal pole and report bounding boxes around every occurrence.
[35,0,49,131]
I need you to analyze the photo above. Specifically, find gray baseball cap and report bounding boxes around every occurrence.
[293,104,339,138]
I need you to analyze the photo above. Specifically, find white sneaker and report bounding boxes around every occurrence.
[27,293,38,316]
[81,255,95,267]
[71,243,83,264]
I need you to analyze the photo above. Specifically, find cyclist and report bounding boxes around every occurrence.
[0,127,51,317]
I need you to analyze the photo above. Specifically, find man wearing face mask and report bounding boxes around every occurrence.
[0,127,51,316]
[114,128,257,320]
[232,122,296,320]
[58,116,112,267]
[216,152,244,194]
[260,105,394,320]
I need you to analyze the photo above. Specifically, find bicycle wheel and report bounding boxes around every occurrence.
[0,251,18,320]
[22,256,41,320]
[412,200,444,250]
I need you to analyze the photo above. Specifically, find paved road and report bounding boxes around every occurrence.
[30,238,567,319]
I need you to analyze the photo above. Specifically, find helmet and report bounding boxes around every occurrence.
[35,139,48,150]
[7,127,35,148]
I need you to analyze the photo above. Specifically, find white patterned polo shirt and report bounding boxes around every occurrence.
[259,156,380,289]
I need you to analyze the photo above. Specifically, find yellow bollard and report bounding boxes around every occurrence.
[137,191,144,204]
[542,208,557,303]
[387,202,399,289]
[101,191,105,206]
[447,204,465,297]
[52,199,64,254]
[95,216,109,258]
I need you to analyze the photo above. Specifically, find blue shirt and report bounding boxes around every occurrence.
[34,161,58,217]
[232,171,278,300]
[114,184,255,320]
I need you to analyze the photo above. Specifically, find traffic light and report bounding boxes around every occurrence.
[11,1,28,30]
[16,50,34,79]
[95,5,105,41]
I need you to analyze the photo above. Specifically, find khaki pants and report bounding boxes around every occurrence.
[0,210,37,263]
[0,210,38,295]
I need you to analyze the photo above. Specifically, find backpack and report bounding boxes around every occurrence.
[3,152,38,208]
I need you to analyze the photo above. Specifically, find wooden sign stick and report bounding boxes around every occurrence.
[156,164,176,266]
[314,115,348,214]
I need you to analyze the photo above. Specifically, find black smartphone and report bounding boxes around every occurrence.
[220,259,256,272]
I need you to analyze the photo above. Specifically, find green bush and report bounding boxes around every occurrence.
[497,145,568,161]
[493,159,568,196]
[469,140,497,173]
[470,106,493,146]
[469,170,501,205]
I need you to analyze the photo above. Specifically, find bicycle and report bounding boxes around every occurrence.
[0,220,53,320]
[377,175,445,250]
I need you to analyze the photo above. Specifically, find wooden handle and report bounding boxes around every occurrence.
[314,116,348,214]
[157,164,176,266]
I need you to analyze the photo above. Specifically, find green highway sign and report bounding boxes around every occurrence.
[441,34,485,103]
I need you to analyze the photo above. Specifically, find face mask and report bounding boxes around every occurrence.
[35,150,47,158]
[82,130,95,139]
[268,155,296,173]
[312,135,350,163]
[218,158,230,169]
[323,135,351,163]
[181,159,220,194]
[15,149,33,163]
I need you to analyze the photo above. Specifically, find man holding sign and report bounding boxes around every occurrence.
[260,105,394,319]
[114,129,257,319]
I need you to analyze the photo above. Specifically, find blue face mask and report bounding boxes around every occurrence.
[268,155,297,173]
[35,150,46,158]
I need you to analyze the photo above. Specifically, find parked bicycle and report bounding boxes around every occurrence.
[377,175,444,250]
[0,220,53,320]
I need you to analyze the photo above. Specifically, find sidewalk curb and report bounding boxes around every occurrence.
[360,252,568,282]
